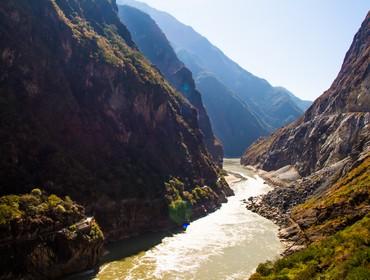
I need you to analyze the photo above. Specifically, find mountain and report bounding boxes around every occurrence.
[118,5,223,164]
[281,87,312,112]
[242,13,370,176]
[118,5,266,157]
[117,0,312,155]
[195,73,269,156]
[0,0,233,277]
[0,189,104,279]
[244,12,370,279]
[249,152,370,279]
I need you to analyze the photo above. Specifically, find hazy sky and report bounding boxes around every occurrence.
[124,0,369,101]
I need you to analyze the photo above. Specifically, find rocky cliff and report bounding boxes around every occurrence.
[242,12,370,176]
[245,12,370,279]
[249,152,370,279]
[118,5,223,165]
[0,0,232,250]
[0,189,104,279]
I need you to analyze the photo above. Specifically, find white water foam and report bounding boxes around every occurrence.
[94,159,283,280]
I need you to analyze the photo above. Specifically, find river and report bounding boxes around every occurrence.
[72,158,283,280]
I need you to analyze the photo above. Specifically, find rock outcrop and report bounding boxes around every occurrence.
[0,0,232,246]
[118,5,223,165]
[243,11,370,257]
[242,12,370,176]
[0,190,104,279]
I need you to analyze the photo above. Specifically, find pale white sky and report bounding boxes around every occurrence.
[121,0,369,101]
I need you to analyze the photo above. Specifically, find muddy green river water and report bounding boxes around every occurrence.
[71,159,283,280]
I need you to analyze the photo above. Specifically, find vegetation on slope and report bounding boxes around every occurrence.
[118,5,223,164]
[0,188,83,226]
[164,177,224,225]
[292,153,370,241]
[250,153,370,279]
[0,189,104,279]
[250,214,370,280]
[0,0,233,242]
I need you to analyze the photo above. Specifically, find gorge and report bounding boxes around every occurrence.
[0,0,369,279]
[69,159,283,280]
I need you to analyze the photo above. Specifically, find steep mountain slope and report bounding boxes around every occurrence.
[282,87,313,112]
[291,153,370,243]
[242,12,370,176]
[117,0,311,156]
[0,189,104,279]
[0,0,232,248]
[118,5,223,164]
[117,0,311,126]
[196,74,268,156]
[251,214,370,280]
[244,12,370,279]
[250,154,370,280]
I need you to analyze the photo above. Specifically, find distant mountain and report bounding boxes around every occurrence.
[242,12,370,176]
[117,0,311,156]
[118,5,267,157]
[195,74,268,156]
[118,5,223,164]
[280,87,312,111]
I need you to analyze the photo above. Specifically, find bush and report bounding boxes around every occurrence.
[89,221,104,240]
[55,204,66,214]
[19,194,40,209]
[294,262,318,280]
[48,194,62,207]
[0,203,22,225]
[249,215,370,279]
[256,262,273,276]
[169,199,192,225]
[0,190,83,225]
[31,188,42,197]
[346,266,370,280]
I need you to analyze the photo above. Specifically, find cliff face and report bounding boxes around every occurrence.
[0,190,104,279]
[0,0,232,244]
[242,12,370,176]
[118,5,223,165]
[249,153,370,279]
[247,14,370,279]
[291,153,370,242]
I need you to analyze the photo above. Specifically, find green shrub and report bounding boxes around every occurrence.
[19,194,40,209]
[0,203,22,225]
[55,204,66,214]
[69,224,77,232]
[89,221,104,240]
[256,261,273,276]
[192,186,213,201]
[0,190,82,225]
[31,188,42,197]
[169,199,192,225]
[249,215,370,279]
[346,266,370,280]
[48,194,62,207]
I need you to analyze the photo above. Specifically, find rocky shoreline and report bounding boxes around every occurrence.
[224,166,304,255]
[243,155,361,256]
[243,167,312,256]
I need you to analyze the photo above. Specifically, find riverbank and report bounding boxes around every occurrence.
[74,159,283,280]
[243,163,339,256]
